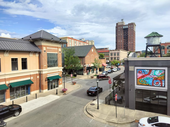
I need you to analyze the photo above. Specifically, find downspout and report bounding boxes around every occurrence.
[39,52,41,92]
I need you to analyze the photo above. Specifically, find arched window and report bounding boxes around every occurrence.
[167,45,170,49]
[161,46,165,49]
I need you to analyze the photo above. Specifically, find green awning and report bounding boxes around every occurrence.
[0,84,8,90]
[48,75,61,81]
[10,79,33,88]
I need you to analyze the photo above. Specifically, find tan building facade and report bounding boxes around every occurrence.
[109,50,128,61]
[0,30,66,103]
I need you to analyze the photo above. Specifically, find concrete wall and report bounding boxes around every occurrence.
[125,57,170,115]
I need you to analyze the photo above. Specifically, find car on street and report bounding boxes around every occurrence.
[97,74,110,80]
[107,69,112,73]
[106,65,111,68]
[102,71,108,75]
[87,86,103,96]
[0,104,22,119]
[112,68,117,72]
[138,116,170,127]
[117,67,121,71]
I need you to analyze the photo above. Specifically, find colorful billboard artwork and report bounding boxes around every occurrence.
[137,69,165,87]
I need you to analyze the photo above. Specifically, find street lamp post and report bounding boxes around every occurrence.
[63,72,66,89]
[97,79,99,109]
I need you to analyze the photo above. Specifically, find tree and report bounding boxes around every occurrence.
[99,53,104,59]
[62,48,81,74]
[92,58,101,74]
[111,60,120,67]
[139,52,145,57]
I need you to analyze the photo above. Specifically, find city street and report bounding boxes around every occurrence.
[6,69,138,127]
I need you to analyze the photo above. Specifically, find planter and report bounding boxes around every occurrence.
[91,76,94,79]
[62,88,67,93]
[72,81,76,85]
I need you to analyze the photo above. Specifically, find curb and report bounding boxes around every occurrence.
[84,100,137,125]
[84,101,94,118]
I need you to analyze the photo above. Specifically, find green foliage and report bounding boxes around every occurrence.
[99,53,104,59]
[140,52,145,57]
[111,60,120,66]
[92,58,101,69]
[127,51,132,58]
[62,48,81,71]
[164,50,170,57]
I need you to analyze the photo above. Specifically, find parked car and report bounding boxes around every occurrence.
[97,74,110,80]
[138,116,170,127]
[117,67,121,71]
[0,104,22,119]
[106,65,111,68]
[87,86,103,96]
[102,71,108,75]
[107,69,112,73]
[112,68,117,72]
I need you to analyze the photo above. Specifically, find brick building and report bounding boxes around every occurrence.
[157,42,170,55]
[96,48,109,63]
[116,19,136,52]
[60,37,94,47]
[0,30,66,103]
[63,45,105,75]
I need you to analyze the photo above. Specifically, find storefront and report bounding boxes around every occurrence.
[47,75,61,90]
[0,84,8,103]
[125,57,170,115]
[136,89,167,114]
[9,79,33,100]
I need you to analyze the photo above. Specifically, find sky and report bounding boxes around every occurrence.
[0,0,170,51]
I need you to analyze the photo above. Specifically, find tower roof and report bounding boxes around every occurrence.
[145,32,163,38]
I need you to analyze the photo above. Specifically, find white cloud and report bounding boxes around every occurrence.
[0,0,170,51]
[0,33,11,38]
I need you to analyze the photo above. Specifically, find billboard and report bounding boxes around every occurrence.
[135,67,168,91]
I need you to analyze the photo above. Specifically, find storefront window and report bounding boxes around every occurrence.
[136,90,142,102]
[0,90,5,103]
[10,85,30,100]
[48,79,58,90]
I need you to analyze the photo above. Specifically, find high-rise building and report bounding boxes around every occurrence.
[116,19,136,51]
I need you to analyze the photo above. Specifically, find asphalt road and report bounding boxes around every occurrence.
[6,69,138,127]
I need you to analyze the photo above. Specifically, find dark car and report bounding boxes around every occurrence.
[0,104,22,120]
[87,86,103,96]
[107,69,112,73]
[97,74,109,80]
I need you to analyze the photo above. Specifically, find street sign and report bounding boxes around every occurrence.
[71,74,73,77]
[115,94,117,101]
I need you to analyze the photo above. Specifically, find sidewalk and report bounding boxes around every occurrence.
[4,81,81,122]
[84,89,170,126]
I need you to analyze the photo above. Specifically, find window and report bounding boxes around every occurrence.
[114,57,116,60]
[79,42,81,45]
[22,58,27,70]
[74,41,76,46]
[63,44,66,47]
[111,53,113,56]
[117,52,119,56]
[117,57,119,60]
[47,53,58,67]
[11,58,18,71]
[114,53,116,56]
